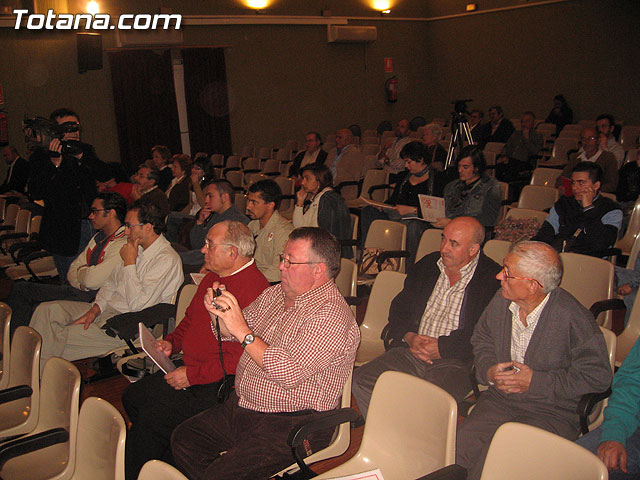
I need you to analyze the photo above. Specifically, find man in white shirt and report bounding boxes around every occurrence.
[30,201,183,371]
[596,114,625,169]
[376,119,412,178]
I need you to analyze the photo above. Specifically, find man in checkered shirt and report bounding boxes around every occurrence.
[170,227,360,480]
[457,241,612,480]
[353,216,502,418]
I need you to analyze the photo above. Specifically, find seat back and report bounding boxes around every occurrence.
[530,168,562,187]
[559,252,614,328]
[620,125,640,150]
[0,303,11,390]
[415,228,442,263]
[615,196,640,255]
[317,371,457,480]
[361,144,379,156]
[583,326,617,431]
[14,209,31,235]
[360,169,389,202]
[483,239,511,265]
[239,145,254,157]
[517,185,558,211]
[257,147,272,160]
[2,204,19,228]
[363,220,406,252]
[480,422,607,480]
[30,215,43,235]
[275,148,292,162]
[209,153,225,167]
[175,284,199,329]
[242,157,260,171]
[225,155,242,169]
[138,460,189,480]
[262,159,280,175]
[72,397,126,480]
[356,271,406,365]
[549,137,579,163]
[505,207,548,224]
[483,142,505,156]
[225,170,244,188]
[335,258,357,300]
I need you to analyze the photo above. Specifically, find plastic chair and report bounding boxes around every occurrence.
[335,259,357,317]
[482,239,511,265]
[483,142,505,157]
[0,357,81,480]
[345,169,390,208]
[361,144,379,156]
[275,369,354,478]
[225,170,244,189]
[138,460,189,479]
[262,159,280,176]
[615,197,640,256]
[415,228,442,263]
[257,147,272,160]
[0,304,12,391]
[315,371,457,480]
[530,168,562,188]
[505,207,548,224]
[620,125,640,150]
[559,252,614,329]
[539,137,579,166]
[239,145,254,158]
[479,422,607,480]
[242,157,260,172]
[71,397,126,480]
[357,220,407,286]
[225,155,242,170]
[355,271,407,366]
[0,326,42,439]
[513,185,558,211]
[209,153,224,168]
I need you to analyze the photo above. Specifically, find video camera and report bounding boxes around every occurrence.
[22,116,82,155]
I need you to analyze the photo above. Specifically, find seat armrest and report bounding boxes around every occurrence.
[0,385,33,404]
[367,183,392,198]
[334,180,362,195]
[0,225,15,233]
[589,298,625,318]
[0,232,29,243]
[0,428,69,469]
[377,250,410,268]
[577,388,612,435]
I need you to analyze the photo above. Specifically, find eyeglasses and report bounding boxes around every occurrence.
[89,208,106,215]
[279,254,321,268]
[124,223,144,229]
[204,239,232,249]
[500,265,543,288]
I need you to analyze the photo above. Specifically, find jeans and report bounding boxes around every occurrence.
[576,426,640,479]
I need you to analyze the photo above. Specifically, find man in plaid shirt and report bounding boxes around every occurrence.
[171,227,360,480]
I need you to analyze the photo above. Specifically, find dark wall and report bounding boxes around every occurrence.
[0,0,637,164]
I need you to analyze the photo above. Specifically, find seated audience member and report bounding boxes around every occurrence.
[616,145,640,212]
[96,164,135,205]
[559,127,618,193]
[0,145,29,195]
[577,336,640,479]
[131,165,170,217]
[456,241,612,480]
[166,154,192,212]
[292,164,352,258]
[170,227,360,479]
[123,220,269,480]
[288,131,327,178]
[422,123,448,172]
[352,217,501,417]
[545,94,573,135]
[468,109,485,144]
[433,145,502,234]
[7,192,127,335]
[495,111,543,183]
[478,105,515,148]
[360,141,446,264]
[410,116,427,133]
[533,162,622,257]
[325,128,365,192]
[376,119,412,182]
[246,179,293,282]
[29,201,183,371]
[151,145,173,192]
[596,114,625,169]
[180,179,249,268]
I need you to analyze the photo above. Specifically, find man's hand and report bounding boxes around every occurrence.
[574,184,597,208]
[431,217,451,229]
[618,284,632,296]
[204,283,250,341]
[120,238,140,266]
[296,188,307,206]
[131,184,142,200]
[196,206,212,225]
[598,134,609,150]
[73,304,101,330]
[164,366,190,390]
[597,440,627,473]
[157,340,173,357]
[491,361,533,393]
[48,138,63,166]
[404,333,440,364]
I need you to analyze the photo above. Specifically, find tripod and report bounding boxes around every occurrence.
[445,112,474,169]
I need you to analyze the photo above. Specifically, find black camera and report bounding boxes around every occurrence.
[452,99,473,115]
[22,116,82,156]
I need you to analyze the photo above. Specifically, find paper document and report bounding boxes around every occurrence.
[418,194,446,222]
[362,198,394,210]
[139,322,176,374]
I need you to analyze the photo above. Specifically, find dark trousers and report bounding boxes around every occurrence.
[171,391,334,480]
[52,219,95,284]
[6,281,96,336]
[122,371,225,480]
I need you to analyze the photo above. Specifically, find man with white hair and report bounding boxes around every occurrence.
[422,123,447,172]
[456,241,612,480]
[325,128,365,190]
[376,119,412,181]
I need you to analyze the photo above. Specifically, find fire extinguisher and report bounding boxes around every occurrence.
[0,111,8,147]
[385,76,398,103]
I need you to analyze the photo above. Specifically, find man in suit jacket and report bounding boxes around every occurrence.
[288,131,328,177]
[352,217,502,418]
[0,146,29,194]
[478,105,515,148]
[456,241,612,480]
[325,128,365,199]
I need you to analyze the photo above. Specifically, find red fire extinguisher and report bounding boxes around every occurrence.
[0,111,8,146]
[385,76,398,103]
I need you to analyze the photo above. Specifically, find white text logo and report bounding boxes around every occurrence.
[14,9,182,30]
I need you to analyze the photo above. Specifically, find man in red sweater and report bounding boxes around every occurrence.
[122,220,269,480]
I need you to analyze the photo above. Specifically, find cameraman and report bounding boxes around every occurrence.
[28,108,106,283]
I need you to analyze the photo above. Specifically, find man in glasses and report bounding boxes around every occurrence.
[122,220,269,480]
[171,227,360,480]
[131,165,170,217]
[456,241,612,480]
[6,192,127,334]
[352,216,502,418]
[29,201,183,372]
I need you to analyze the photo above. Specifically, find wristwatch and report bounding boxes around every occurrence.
[241,332,256,348]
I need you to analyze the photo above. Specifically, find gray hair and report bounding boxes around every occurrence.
[509,241,563,293]
[424,123,443,139]
[220,220,255,258]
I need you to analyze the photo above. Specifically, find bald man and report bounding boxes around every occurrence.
[325,128,365,199]
[352,217,502,418]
